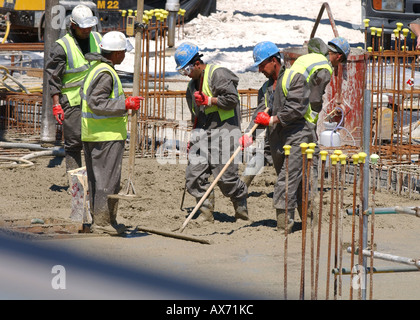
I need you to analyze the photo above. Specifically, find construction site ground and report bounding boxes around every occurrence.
[1,152,419,300]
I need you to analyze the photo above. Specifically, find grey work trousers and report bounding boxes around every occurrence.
[83,140,124,226]
[186,135,247,202]
[63,104,83,170]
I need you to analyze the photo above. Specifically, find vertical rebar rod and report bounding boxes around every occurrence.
[299,143,308,300]
[350,153,359,300]
[326,154,337,300]
[369,154,379,299]
[333,150,341,299]
[283,145,291,300]
[314,150,328,299]
[338,154,347,298]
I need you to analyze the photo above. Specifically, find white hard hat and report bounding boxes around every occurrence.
[70,5,98,28]
[100,31,134,52]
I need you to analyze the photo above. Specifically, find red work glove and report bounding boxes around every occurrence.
[125,96,144,110]
[254,111,272,126]
[52,104,64,125]
[239,135,253,150]
[194,91,210,106]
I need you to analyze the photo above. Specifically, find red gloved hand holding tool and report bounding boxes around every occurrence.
[52,104,65,125]
[125,96,144,110]
[194,91,211,106]
[254,111,274,126]
[239,135,253,150]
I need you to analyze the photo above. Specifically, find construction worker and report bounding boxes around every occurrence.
[246,41,317,232]
[45,4,102,174]
[241,37,350,189]
[174,42,249,223]
[239,41,280,188]
[80,31,143,235]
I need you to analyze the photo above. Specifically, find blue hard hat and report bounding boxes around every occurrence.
[252,41,280,67]
[328,37,350,60]
[174,42,199,70]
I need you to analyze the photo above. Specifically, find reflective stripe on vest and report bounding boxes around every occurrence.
[56,32,102,107]
[81,62,127,142]
[261,80,269,107]
[292,53,332,82]
[201,64,235,122]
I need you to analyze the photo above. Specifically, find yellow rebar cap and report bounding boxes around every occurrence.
[300,143,308,154]
[308,142,316,150]
[306,148,314,159]
[358,152,367,163]
[363,19,370,28]
[352,154,359,164]
[283,145,291,156]
[320,150,328,161]
[339,154,347,165]
[331,154,338,165]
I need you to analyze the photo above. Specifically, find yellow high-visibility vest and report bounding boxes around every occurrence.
[81,61,127,142]
[56,32,102,106]
[188,64,236,122]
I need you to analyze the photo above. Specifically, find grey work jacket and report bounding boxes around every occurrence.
[268,65,316,147]
[186,65,241,133]
[80,53,126,118]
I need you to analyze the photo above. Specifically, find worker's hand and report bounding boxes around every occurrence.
[52,104,65,125]
[254,112,273,126]
[125,96,144,110]
[239,135,253,150]
[194,91,211,107]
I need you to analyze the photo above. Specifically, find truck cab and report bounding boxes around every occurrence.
[361,0,420,48]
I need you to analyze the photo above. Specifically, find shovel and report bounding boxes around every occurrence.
[178,107,269,233]
[109,1,144,200]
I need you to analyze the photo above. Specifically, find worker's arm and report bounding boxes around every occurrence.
[208,67,240,110]
[85,72,126,116]
[246,84,272,137]
[308,69,331,113]
[45,43,67,98]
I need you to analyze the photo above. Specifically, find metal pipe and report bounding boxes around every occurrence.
[346,247,420,269]
[346,206,420,216]
[332,266,419,275]
[165,0,180,47]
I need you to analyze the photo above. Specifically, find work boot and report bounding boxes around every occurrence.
[90,223,126,236]
[276,209,294,233]
[65,151,82,172]
[196,191,215,223]
[233,197,249,221]
[242,174,256,188]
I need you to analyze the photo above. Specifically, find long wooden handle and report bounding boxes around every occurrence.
[179,107,269,232]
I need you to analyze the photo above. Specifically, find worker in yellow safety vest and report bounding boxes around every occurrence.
[80,31,143,235]
[45,4,102,174]
[174,42,249,223]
